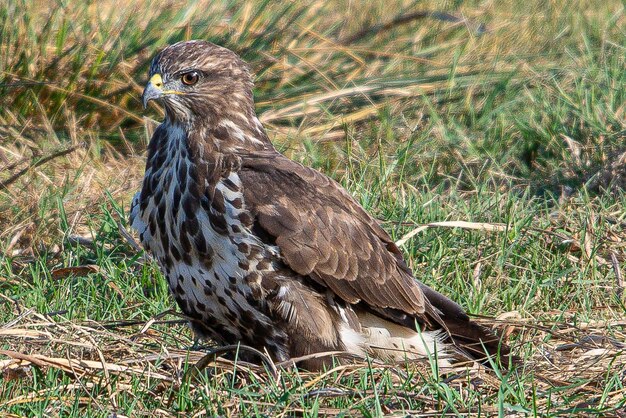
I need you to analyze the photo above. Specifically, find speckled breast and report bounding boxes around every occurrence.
[130,123,283,348]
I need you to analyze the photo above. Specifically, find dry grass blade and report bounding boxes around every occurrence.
[340,10,484,45]
[610,252,624,298]
[0,143,83,191]
[185,344,279,382]
[395,221,509,247]
[276,351,364,369]
[50,265,101,280]
[0,350,173,381]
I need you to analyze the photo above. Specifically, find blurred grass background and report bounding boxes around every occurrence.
[1,0,625,416]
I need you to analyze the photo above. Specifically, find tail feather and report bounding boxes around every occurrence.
[335,285,514,370]
[418,283,514,368]
[353,310,455,368]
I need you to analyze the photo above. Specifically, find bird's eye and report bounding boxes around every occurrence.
[181,71,199,86]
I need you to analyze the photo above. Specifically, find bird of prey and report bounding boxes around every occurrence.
[131,40,511,370]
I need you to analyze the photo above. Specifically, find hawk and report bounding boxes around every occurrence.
[131,40,511,370]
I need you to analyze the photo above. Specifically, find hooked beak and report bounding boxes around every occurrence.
[142,74,164,108]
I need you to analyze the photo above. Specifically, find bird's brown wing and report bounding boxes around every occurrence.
[238,151,438,320]
[238,151,513,366]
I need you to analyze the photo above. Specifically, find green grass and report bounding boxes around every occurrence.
[1,0,625,416]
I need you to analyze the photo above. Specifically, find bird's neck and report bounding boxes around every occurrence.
[165,107,275,157]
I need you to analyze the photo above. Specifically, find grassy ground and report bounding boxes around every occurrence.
[1,0,625,416]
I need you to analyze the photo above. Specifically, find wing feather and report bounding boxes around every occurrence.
[238,152,430,318]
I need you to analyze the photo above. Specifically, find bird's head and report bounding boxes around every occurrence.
[142,40,255,125]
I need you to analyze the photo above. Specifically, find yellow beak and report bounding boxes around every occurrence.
[142,74,164,108]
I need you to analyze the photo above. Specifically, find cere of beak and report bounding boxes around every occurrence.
[142,74,164,109]
[142,73,185,108]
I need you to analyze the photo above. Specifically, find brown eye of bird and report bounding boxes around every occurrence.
[181,71,199,86]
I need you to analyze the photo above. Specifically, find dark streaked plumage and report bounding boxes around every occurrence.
[131,40,511,370]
